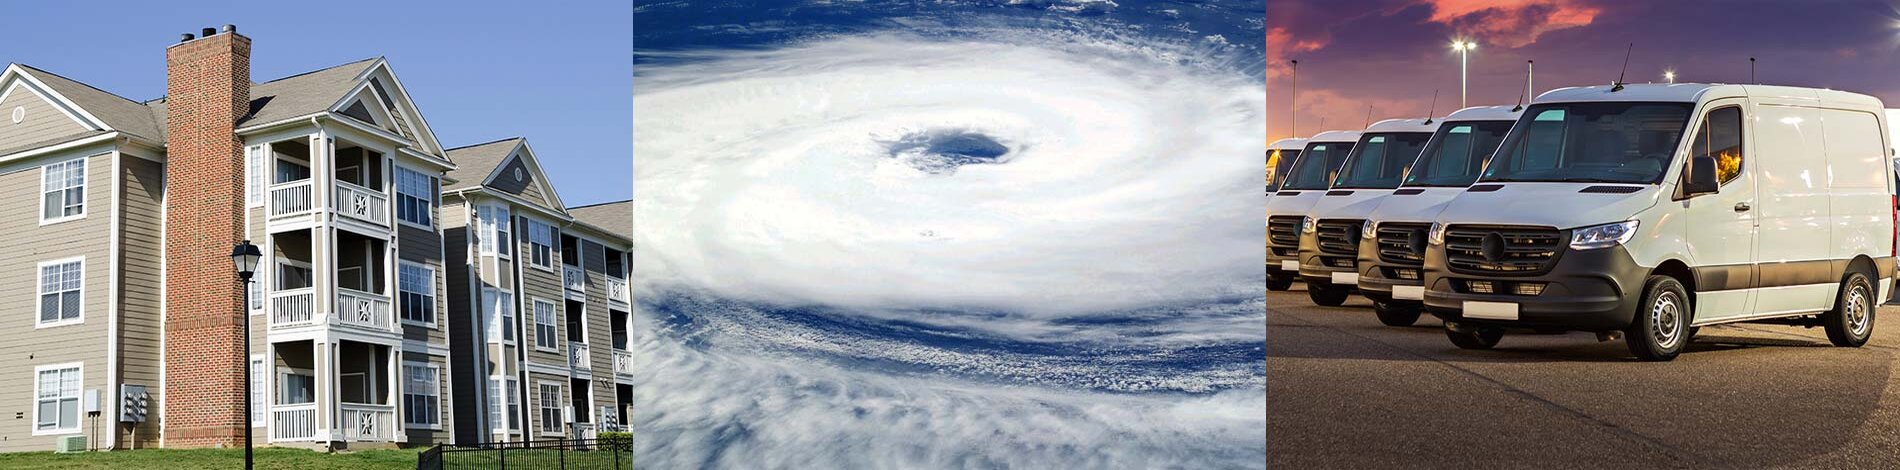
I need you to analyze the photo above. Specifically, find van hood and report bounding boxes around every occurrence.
[1435,182,1664,229]
[1267,190,1325,219]
[1367,187,1465,225]
[1305,189,1393,222]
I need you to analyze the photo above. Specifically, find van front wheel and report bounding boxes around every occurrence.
[1823,271,1875,347]
[1446,325,1504,350]
[1373,301,1421,326]
[1626,275,1690,361]
[1267,277,1293,291]
[1307,284,1350,306]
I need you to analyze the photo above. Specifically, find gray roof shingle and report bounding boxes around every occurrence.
[443,138,523,191]
[16,64,166,142]
[241,57,379,127]
[567,200,631,242]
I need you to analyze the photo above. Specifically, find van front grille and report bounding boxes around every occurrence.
[1315,219,1363,256]
[1375,222,1431,265]
[1267,216,1302,248]
[1444,225,1564,275]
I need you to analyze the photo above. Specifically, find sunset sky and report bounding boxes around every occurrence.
[1268,0,1900,140]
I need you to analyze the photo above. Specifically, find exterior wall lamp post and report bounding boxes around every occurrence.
[231,240,262,470]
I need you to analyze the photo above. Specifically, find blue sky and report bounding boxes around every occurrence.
[7,1,631,206]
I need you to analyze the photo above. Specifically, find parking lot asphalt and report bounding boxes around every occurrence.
[1267,285,1900,469]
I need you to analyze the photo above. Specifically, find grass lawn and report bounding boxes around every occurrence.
[0,447,423,469]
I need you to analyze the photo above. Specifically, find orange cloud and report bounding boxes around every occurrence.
[1416,0,1599,48]
[1266,27,1326,79]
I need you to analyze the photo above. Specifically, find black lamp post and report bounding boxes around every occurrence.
[231,240,261,470]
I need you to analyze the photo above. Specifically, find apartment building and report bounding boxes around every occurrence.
[0,26,625,453]
[438,138,633,444]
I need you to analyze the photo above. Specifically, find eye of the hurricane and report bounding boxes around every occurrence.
[885,130,1010,174]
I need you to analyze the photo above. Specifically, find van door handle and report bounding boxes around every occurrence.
[1734,202,1751,212]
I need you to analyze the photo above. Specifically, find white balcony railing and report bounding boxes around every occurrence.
[613,349,634,377]
[339,403,396,441]
[269,288,317,329]
[269,180,314,217]
[334,181,389,226]
[563,265,586,293]
[606,277,630,305]
[569,342,591,370]
[271,403,318,441]
[336,288,393,331]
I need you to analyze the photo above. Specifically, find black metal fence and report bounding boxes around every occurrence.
[418,438,631,470]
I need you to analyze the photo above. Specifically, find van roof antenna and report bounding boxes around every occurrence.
[1515,60,1532,111]
[1750,57,1756,84]
[1423,90,1439,125]
[1364,105,1373,128]
[1611,43,1632,92]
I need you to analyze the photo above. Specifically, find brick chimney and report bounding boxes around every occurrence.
[162,24,252,449]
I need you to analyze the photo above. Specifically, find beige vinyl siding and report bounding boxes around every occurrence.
[399,224,448,346]
[517,215,565,369]
[0,83,90,148]
[525,372,566,437]
[487,157,532,199]
[402,353,454,445]
[0,150,115,451]
[116,155,164,448]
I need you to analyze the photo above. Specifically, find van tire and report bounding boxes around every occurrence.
[1308,284,1349,306]
[1373,301,1421,326]
[1446,325,1504,350]
[1823,271,1876,347]
[1267,277,1293,291]
[1626,275,1690,361]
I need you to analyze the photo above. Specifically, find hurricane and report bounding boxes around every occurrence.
[633,2,1266,467]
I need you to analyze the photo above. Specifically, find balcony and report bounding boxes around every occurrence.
[564,265,587,293]
[613,349,634,378]
[334,181,389,227]
[269,288,318,329]
[606,277,630,305]
[570,342,591,370]
[269,180,314,218]
[271,403,319,441]
[336,288,394,331]
[338,403,396,441]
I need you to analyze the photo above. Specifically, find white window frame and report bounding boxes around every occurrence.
[399,261,437,328]
[36,257,84,328]
[394,165,437,230]
[479,204,512,259]
[533,298,559,352]
[484,287,515,345]
[248,280,264,316]
[527,219,556,271]
[251,355,266,426]
[403,362,442,429]
[246,144,266,207]
[278,367,316,405]
[536,381,564,436]
[489,376,520,434]
[39,157,86,225]
[32,362,82,436]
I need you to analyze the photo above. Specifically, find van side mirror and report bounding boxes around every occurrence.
[1683,155,1719,196]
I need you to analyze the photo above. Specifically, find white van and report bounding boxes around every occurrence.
[1297,119,1438,306]
[1423,83,1896,361]
[1268,131,1361,291]
[1356,106,1522,325]
[1266,138,1307,197]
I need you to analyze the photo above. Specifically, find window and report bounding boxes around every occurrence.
[1485,102,1695,184]
[400,263,436,326]
[1691,106,1745,185]
[479,205,512,258]
[534,299,558,350]
[484,287,515,343]
[1405,120,1516,187]
[279,369,315,404]
[403,364,441,427]
[248,280,263,315]
[528,220,555,269]
[1334,132,1434,189]
[34,364,81,435]
[41,158,85,223]
[538,382,563,434]
[276,159,311,183]
[1280,142,1356,191]
[37,259,82,327]
[247,145,265,206]
[489,377,520,433]
[251,357,265,426]
[395,166,437,228]
[276,260,313,290]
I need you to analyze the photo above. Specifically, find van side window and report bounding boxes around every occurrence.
[1691,106,1744,184]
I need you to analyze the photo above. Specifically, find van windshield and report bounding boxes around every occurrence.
[1265,149,1300,192]
[1281,141,1356,191]
[1404,120,1515,187]
[1481,102,1694,184]
[1333,132,1433,189]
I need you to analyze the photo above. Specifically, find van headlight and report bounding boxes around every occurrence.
[1428,222,1446,246]
[1569,220,1640,251]
[1362,221,1378,239]
[1302,216,1317,234]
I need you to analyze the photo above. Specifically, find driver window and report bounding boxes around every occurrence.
[1690,106,1745,185]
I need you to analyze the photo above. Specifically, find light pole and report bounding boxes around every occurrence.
[1451,40,1476,107]
[1664,70,1677,84]
[230,241,261,470]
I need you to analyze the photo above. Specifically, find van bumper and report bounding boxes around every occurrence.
[1355,235,1421,304]
[1423,243,1647,332]
[1297,231,1358,286]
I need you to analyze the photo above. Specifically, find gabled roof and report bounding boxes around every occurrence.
[6,64,165,142]
[444,138,522,191]
[243,57,379,128]
[566,200,631,241]
[443,137,568,213]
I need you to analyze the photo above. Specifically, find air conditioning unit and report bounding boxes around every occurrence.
[54,435,85,453]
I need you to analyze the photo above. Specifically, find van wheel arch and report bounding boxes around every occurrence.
[1649,260,1697,324]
